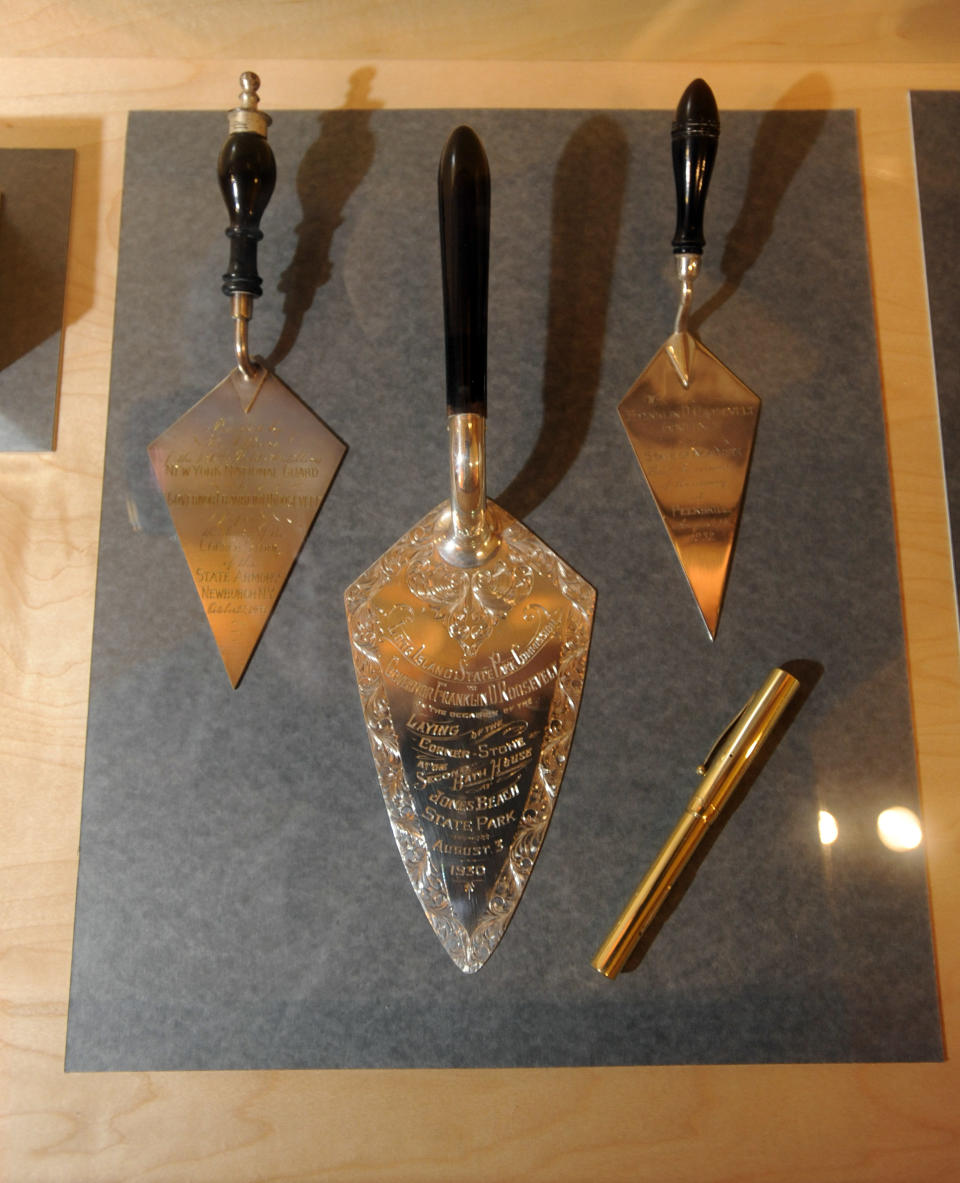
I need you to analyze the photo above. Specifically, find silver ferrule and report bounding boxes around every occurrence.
[231,292,259,382]
[672,252,701,336]
[438,412,499,568]
[227,71,272,137]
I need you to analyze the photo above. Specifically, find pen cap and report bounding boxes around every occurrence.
[690,666,800,817]
[591,667,800,980]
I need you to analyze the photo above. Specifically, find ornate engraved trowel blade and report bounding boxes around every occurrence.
[149,367,345,685]
[618,337,759,638]
[345,502,595,973]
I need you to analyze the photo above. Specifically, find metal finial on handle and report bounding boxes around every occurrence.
[227,71,272,135]
[239,72,260,105]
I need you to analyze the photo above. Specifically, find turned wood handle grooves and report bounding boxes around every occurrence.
[217,126,276,299]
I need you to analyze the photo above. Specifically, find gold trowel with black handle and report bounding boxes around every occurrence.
[619,79,759,639]
[148,73,345,686]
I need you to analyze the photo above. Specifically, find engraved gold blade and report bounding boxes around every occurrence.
[618,336,759,638]
[345,501,594,973]
[149,367,345,685]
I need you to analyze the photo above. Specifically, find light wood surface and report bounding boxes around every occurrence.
[3,0,960,63]
[2,25,960,1183]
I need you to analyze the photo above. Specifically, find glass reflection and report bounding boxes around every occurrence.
[818,809,839,845]
[877,806,923,852]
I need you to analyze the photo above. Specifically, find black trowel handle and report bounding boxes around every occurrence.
[217,73,277,299]
[671,78,720,256]
[438,125,490,417]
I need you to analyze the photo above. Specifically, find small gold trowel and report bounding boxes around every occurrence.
[148,74,345,686]
[619,79,759,639]
[345,127,595,973]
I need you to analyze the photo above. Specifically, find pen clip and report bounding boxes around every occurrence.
[697,688,758,776]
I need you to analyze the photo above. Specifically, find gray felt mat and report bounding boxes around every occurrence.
[912,91,960,609]
[66,106,942,1070]
[0,148,74,451]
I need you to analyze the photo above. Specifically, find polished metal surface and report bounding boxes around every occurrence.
[226,71,272,138]
[231,292,260,385]
[619,334,759,639]
[148,367,345,685]
[346,500,594,972]
[592,667,800,979]
[437,412,499,567]
[667,253,700,386]
[673,253,700,316]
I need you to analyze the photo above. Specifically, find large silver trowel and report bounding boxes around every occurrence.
[345,127,595,973]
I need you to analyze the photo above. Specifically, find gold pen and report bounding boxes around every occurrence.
[591,666,801,980]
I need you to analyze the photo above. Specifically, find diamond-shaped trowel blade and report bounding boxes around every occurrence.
[149,367,345,685]
[618,334,759,638]
[345,501,595,973]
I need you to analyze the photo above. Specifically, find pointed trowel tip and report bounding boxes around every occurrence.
[225,658,247,689]
[690,585,721,640]
[696,600,719,648]
[700,607,719,642]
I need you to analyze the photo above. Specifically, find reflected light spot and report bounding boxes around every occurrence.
[818,810,839,845]
[877,807,923,852]
[125,493,142,532]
